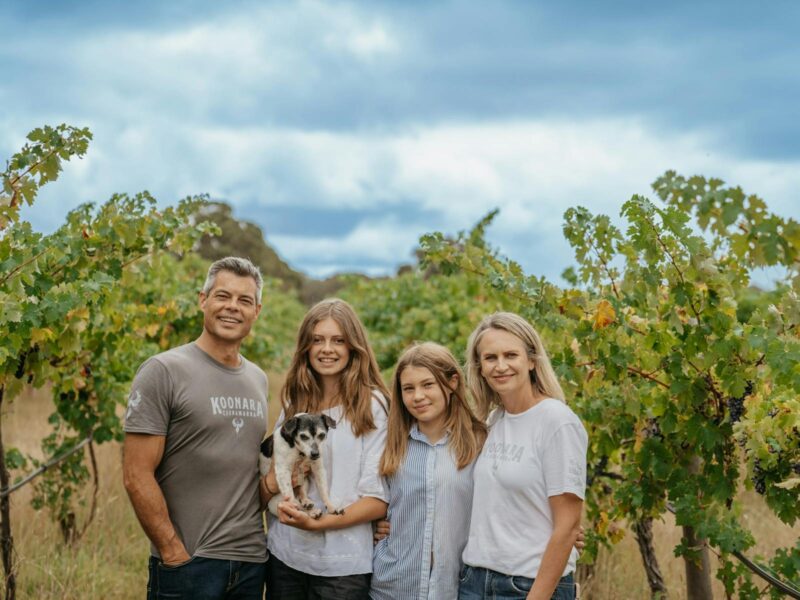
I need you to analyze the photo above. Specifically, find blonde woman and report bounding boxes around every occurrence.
[262,299,390,600]
[458,313,587,600]
[370,343,487,599]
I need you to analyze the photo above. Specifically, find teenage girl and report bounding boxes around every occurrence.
[370,342,487,599]
[262,298,390,600]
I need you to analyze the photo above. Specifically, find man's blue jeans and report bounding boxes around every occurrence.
[457,565,576,600]
[147,556,266,600]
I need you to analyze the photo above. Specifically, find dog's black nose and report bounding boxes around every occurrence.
[310,451,320,460]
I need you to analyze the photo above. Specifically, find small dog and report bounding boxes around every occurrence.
[260,412,344,519]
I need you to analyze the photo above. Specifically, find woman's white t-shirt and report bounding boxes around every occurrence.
[461,398,587,578]
[267,394,389,576]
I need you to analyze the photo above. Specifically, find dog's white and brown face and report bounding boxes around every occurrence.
[259,412,344,518]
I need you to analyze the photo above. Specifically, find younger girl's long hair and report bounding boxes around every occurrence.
[380,342,487,477]
[466,312,564,421]
[281,298,389,437]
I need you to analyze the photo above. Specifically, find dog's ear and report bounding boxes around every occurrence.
[281,417,299,447]
[323,415,337,430]
[260,435,274,458]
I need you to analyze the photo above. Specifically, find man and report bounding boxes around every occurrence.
[124,256,274,600]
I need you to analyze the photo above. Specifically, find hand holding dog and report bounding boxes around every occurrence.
[277,497,324,531]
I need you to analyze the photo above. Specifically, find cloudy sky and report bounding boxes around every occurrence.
[3,1,799,282]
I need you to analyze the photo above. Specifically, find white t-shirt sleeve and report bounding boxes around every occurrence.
[541,422,588,499]
[356,394,389,502]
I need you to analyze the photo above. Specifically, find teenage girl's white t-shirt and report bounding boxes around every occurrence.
[462,398,587,578]
[267,394,389,576]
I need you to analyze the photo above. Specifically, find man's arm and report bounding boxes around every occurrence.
[122,433,190,565]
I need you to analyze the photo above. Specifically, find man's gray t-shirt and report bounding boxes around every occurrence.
[124,342,268,563]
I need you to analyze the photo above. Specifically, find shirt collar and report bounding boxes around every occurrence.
[410,422,450,447]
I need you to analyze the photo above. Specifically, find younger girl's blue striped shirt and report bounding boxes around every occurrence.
[370,425,476,600]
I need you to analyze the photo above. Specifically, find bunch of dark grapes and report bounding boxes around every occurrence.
[14,350,27,379]
[752,460,766,495]
[727,381,753,424]
[793,462,800,475]
[728,396,745,423]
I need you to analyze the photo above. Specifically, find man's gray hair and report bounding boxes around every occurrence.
[202,257,263,302]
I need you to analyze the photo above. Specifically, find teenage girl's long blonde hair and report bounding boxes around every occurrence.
[380,342,487,477]
[466,312,564,421]
[282,298,389,437]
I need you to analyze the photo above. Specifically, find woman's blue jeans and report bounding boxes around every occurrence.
[457,565,575,600]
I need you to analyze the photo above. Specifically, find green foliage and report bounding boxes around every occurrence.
[734,392,800,523]
[342,271,502,373]
[767,539,800,598]
[415,174,799,597]
[2,124,300,544]
[1,124,92,229]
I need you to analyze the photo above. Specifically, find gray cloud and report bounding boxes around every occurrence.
[5,1,798,157]
[3,0,799,283]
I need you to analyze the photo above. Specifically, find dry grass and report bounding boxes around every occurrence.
[3,385,798,599]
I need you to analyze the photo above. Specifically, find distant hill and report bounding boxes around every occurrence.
[195,201,367,305]
[195,201,305,290]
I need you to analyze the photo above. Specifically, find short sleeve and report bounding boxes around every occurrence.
[123,358,173,435]
[357,394,389,502]
[541,422,588,500]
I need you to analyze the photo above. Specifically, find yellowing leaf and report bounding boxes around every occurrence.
[634,428,644,453]
[608,521,626,544]
[145,323,160,337]
[67,306,90,321]
[30,327,55,344]
[596,511,609,536]
[593,300,616,330]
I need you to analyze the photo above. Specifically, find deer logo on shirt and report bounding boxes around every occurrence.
[126,390,142,419]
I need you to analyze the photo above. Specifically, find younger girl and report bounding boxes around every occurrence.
[370,342,487,599]
[263,299,390,600]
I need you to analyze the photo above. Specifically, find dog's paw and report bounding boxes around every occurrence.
[302,501,315,511]
[308,508,323,519]
[328,506,345,516]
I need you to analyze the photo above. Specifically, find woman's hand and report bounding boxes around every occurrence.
[575,524,585,551]
[277,498,323,531]
[373,519,391,545]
